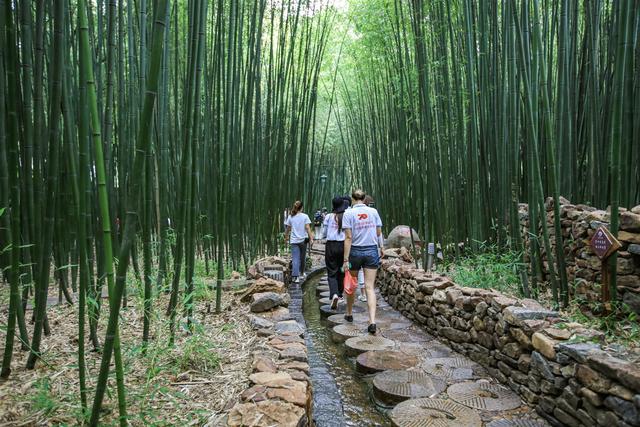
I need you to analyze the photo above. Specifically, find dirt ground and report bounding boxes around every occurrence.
[0,284,262,426]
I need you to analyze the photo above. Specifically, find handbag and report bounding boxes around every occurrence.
[344,271,358,295]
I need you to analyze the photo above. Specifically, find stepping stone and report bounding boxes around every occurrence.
[318,297,332,305]
[344,335,394,357]
[381,329,430,343]
[421,359,474,381]
[447,381,522,411]
[421,342,453,358]
[423,356,477,369]
[319,291,331,298]
[325,313,367,326]
[319,304,364,318]
[389,398,482,427]
[331,324,363,343]
[372,369,446,405]
[486,420,550,427]
[316,285,329,295]
[355,350,419,375]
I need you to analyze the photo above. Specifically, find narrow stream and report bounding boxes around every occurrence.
[302,274,390,426]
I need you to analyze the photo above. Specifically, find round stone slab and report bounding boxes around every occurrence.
[344,335,394,357]
[390,398,482,427]
[421,359,474,381]
[356,350,419,375]
[326,313,367,326]
[316,285,329,295]
[319,291,331,298]
[331,324,364,343]
[447,381,522,411]
[381,329,430,343]
[486,419,550,427]
[373,369,446,405]
[424,356,477,369]
[319,304,364,318]
[318,297,332,305]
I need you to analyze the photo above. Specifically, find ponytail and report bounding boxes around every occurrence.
[291,200,303,216]
[336,212,344,232]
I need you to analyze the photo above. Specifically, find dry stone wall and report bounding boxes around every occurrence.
[519,199,640,314]
[377,259,640,427]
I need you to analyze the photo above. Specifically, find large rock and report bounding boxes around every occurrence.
[604,396,640,426]
[503,306,559,327]
[386,225,422,249]
[620,212,640,232]
[623,291,640,314]
[587,353,640,393]
[255,306,292,322]
[619,231,640,244]
[226,401,305,426]
[532,332,558,359]
[250,292,290,313]
[240,277,286,303]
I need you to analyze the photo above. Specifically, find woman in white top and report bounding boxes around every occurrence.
[342,189,384,334]
[284,201,314,283]
[324,197,348,310]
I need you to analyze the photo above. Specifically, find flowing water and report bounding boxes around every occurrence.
[301,275,390,426]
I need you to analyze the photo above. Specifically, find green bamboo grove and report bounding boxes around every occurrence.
[1,0,334,423]
[336,0,639,304]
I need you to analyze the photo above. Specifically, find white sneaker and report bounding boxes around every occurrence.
[358,295,367,302]
[293,277,299,284]
[331,294,339,310]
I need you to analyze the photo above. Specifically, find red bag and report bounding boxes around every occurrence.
[344,272,358,295]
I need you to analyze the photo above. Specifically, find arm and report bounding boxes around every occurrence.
[305,223,314,246]
[376,227,384,257]
[343,229,352,271]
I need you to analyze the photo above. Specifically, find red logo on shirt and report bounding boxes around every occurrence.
[357,214,368,220]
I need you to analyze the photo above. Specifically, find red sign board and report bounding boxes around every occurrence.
[590,227,621,260]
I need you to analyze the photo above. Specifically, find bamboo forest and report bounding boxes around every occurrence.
[1,0,639,426]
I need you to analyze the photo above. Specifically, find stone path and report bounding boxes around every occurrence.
[309,272,551,427]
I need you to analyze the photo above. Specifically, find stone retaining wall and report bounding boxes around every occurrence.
[519,199,640,313]
[378,260,640,427]
[225,258,313,427]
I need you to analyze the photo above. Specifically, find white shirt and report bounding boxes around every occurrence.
[323,213,345,242]
[343,203,382,247]
[284,213,311,244]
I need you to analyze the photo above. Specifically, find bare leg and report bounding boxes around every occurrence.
[364,268,378,324]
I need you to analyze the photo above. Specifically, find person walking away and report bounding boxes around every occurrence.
[313,209,323,240]
[357,195,380,302]
[284,201,314,283]
[324,197,348,310]
[342,190,384,334]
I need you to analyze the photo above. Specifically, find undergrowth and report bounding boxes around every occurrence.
[439,244,524,297]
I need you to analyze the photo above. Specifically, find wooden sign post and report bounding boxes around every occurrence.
[590,226,621,304]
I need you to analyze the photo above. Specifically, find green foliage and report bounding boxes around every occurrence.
[564,301,640,348]
[30,378,59,416]
[170,334,221,374]
[440,245,524,296]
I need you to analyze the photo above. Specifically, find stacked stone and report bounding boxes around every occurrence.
[519,199,640,314]
[226,261,312,427]
[377,258,640,427]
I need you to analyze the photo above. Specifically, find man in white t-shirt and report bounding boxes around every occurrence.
[342,189,384,334]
